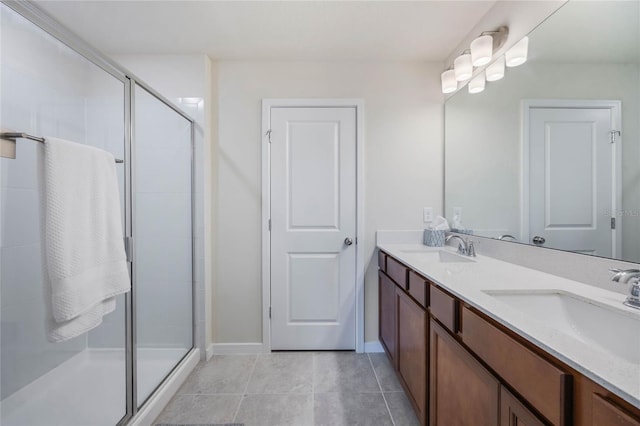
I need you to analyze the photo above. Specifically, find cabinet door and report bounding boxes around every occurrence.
[379,271,397,365]
[430,319,499,426]
[397,289,427,424]
[501,386,546,426]
[592,394,640,426]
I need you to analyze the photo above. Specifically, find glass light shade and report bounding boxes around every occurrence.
[486,56,505,82]
[470,35,493,67]
[454,53,473,81]
[441,69,457,94]
[506,36,529,67]
[468,72,485,94]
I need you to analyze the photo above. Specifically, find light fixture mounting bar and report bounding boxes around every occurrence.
[480,26,509,52]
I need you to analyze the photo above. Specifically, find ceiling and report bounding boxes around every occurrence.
[34,0,496,62]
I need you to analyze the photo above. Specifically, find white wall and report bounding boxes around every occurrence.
[214,61,443,344]
[111,54,215,353]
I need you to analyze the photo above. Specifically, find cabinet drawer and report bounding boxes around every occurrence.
[386,256,408,289]
[461,307,571,426]
[429,285,458,333]
[408,271,428,308]
[592,394,640,426]
[378,250,387,272]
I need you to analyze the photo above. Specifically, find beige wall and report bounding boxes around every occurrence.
[214,61,444,344]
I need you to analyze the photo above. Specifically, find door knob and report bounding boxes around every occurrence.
[532,236,546,245]
[344,237,354,246]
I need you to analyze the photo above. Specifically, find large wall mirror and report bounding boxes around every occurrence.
[445,0,640,264]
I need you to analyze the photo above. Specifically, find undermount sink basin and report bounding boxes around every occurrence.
[399,249,475,263]
[484,290,640,364]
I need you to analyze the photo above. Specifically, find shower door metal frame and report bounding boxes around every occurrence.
[128,80,197,414]
[1,2,198,425]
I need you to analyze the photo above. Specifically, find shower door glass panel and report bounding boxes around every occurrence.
[0,4,127,425]
[134,85,193,407]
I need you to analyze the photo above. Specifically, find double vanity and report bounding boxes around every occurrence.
[377,234,640,426]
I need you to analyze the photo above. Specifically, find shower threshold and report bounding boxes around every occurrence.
[1,347,187,426]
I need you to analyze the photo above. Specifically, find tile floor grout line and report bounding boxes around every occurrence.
[231,353,259,423]
[311,352,316,426]
[367,353,396,426]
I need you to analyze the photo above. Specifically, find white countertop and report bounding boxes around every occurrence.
[377,242,640,408]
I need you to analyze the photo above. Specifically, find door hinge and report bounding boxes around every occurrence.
[265,129,272,143]
[268,219,271,231]
[269,306,272,318]
[124,236,133,262]
[610,130,621,143]
[611,217,616,230]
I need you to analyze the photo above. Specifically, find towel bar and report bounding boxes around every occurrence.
[1,131,124,163]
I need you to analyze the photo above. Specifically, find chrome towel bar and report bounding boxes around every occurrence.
[1,131,124,163]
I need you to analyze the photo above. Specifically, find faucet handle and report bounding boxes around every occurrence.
[467,240,476,257]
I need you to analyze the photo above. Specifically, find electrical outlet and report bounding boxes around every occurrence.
[423,207,434,223]
[453,207,462,223]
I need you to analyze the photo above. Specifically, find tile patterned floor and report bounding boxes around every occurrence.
[154,352,420,426]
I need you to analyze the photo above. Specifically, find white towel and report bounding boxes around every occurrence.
[43,137,130,342]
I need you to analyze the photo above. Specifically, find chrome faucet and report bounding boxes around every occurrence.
[609,268,640,309]
[445,234,475,257]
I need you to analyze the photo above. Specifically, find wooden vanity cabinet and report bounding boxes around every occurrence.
[379,270,397,365]
[378,250,428,425]
[591,394,640,426]
[501,386,547,426]
[461,306,571,426]
[397,288,428,423]
[380,251,640,426]
[430,319,499,426]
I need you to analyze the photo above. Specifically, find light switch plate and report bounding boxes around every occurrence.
[423,207,434,223]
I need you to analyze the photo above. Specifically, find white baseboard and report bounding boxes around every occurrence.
[130,348,200,426]
[210,342,265,355]
[205,343,215,360]
[364,341,384,353]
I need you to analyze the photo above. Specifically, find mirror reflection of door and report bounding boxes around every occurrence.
[524,101,621,258]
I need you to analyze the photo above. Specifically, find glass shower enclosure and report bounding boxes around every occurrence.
[0,2,195,425]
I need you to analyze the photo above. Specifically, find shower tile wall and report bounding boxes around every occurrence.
[0,4,126,401]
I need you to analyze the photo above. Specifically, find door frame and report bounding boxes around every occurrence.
[261,98,365,353]
[521,99,622,257]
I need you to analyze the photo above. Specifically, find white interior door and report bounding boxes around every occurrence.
[529,107,614,256]
[270,106,356,350]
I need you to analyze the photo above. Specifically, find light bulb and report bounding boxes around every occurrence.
[441,69,457,94]
[470,35,493,67]
[486,56,505,82]
[454,53,473,81]
[468,72,485,94]
[506,36,529,67]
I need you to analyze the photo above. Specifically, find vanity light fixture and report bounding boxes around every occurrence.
[454,51,473,81]
[441,69,457,94]
[506,36,529,67]
[441,26,510,94]
[468,72,486,94]
[486,56,505,82]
